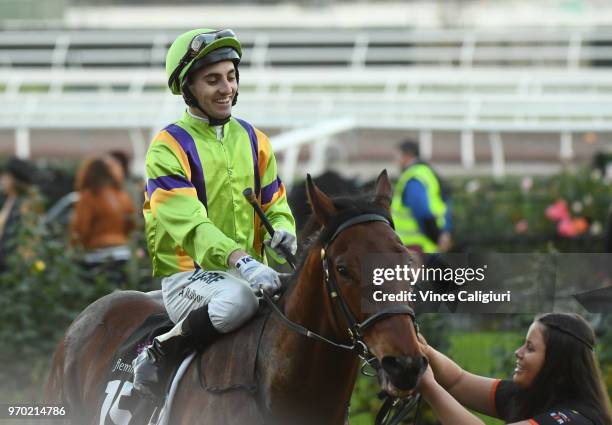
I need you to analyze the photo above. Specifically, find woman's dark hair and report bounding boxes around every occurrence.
[75,157,119,194]
[108,150,130,178]
[4,157,35,195]
[512,313,612,425]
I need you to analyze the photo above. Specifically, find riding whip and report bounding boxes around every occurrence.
[243,187,297,270]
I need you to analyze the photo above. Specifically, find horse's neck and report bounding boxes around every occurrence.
[259,250,359,424]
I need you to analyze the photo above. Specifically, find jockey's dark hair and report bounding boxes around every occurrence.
[510,313,612,425]
[398,139,419,158]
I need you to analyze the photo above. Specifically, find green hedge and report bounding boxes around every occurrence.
[0,206,151,403]
[448,169,611,252]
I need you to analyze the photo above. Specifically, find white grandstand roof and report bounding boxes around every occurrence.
[62,3,439,29]
[56,1,612,30]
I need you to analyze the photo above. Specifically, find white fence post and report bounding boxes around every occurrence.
[129,129,147,178]
[281,144,300,190]
[560,132,574,161]
[308,138,331,176]
[489,132,505,178]
[461,130,475,169]
[419,130,433,160]
[15,127,31,159]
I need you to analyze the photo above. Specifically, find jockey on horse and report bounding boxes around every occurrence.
[133,28,296,398]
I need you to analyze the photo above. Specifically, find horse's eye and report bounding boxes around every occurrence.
[335,265,349,277]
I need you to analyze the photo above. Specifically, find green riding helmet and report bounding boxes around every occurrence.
[165,28,242,95]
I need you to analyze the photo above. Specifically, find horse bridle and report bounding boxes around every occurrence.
[320,213,418,360]
[260,212,421,425]
[262,212,417,357]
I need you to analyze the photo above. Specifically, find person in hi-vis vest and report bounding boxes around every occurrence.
[391,140,452,254]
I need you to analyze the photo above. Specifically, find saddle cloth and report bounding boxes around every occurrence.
[97,313,174,425]
[97,308,269,425]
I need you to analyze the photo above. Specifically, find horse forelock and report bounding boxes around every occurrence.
[305,196,392,242]
[318,198,393,246]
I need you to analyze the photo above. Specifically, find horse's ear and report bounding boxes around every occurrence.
[373,169,393,210]
[306,174,336,226]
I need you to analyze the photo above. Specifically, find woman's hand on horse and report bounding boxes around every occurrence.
[418,333,432,360]
[416,364,437,397]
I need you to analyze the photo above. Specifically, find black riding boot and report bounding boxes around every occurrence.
[132,305,220,398]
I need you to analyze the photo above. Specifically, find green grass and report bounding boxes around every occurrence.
[448,331,523,425]
[449,331,522,377]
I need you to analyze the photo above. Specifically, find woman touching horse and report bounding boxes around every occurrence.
[47,170,427,425]
[418,313,612,425]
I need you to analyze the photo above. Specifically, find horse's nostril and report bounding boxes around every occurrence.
[381,356,422,391]
[381,356,411,375]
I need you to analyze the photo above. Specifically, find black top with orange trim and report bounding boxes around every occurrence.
[491,379,596,425]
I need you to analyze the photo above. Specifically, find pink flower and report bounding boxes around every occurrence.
[557,217,588,238]
[545,199,570,222]
[557,218,578,237]
[514,219,529,234]
[520,177,533,193]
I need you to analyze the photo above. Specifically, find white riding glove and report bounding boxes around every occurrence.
[235,255,281,296]
[264,230,297,257]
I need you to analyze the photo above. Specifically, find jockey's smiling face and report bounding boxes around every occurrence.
[188,60,237,120]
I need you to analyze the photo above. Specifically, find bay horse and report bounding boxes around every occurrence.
[47,170,426,425]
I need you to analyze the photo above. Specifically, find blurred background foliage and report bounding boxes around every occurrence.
[0,160,610,424]
[448,168,610,253]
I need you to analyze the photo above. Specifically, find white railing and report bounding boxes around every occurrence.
[2,88,610,178]
[4,28,612,69]
[5,67,612,95]
[4,68,612,126]
[2,41,612,178]
[5,94,612,130]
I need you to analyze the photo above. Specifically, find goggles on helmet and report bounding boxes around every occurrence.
[168,29,238,90]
